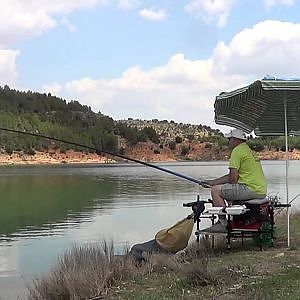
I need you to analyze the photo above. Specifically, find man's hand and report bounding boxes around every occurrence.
[201,181,212,188]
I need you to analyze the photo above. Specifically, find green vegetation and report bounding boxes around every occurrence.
[245,268,300,299]
[200,134,300,153]
[246,136,300,152]
[181,145,190,156]
[0,86,164,154]
[168,141,176,150]
[0,86,118,153]
[115,123,160,145]
[175,136,183,143]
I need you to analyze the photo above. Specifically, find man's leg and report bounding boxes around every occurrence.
[221,183,265,202]
[211,185,226,208]
[210,184,227,228]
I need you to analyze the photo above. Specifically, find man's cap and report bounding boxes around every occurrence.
[224,129,247,140]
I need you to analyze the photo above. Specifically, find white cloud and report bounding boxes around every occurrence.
[0,50,20,87]
[64,54,234,127]
[42,82,63,96]
[185,0,237,28]
[118,0,141,10]
[0,0,106,46]
[212,20,300,78]
[139,8,167,21]
[263,0,295,7]
[60,20,300,127]
[61,17,77,31]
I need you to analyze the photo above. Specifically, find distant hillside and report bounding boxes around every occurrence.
[0,85,221,159]
[118,119,221,142]
[0,85,120,154]
[1,85,297,162]
[115,118,226,161]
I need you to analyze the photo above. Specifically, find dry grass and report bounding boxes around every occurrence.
[26,240,155,300]
[26,238,216,300]
[27,212,300,300]
[150,239,217,287]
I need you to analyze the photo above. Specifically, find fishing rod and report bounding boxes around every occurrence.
[0,127,204,185]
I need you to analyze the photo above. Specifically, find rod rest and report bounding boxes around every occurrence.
[274,203,291,208]
[183,199,212,207]
[183,200,208,222]
[244,198,269,205]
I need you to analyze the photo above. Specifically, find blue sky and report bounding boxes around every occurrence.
[1,0,300,129]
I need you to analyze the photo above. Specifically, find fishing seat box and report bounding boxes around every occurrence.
[229,198,271,230]
[226,198,274,249]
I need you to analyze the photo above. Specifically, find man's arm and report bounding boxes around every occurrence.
[229,168,239,184]
[203,168,239,186]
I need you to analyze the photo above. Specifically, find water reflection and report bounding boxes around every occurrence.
[0,175,117,240]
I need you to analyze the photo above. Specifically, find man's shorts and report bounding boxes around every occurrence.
[220,183,266,202]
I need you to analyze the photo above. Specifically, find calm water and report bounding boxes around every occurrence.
[0,161,300,299]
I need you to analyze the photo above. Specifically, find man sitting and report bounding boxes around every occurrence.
[202,129,267,233]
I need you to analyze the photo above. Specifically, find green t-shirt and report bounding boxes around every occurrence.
[229,143,267,195]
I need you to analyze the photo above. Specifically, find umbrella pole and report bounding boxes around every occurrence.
[284,93,290,247]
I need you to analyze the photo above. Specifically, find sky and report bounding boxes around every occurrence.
[1,0,300,130]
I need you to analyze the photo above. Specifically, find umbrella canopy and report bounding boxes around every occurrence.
[214,79,300,136]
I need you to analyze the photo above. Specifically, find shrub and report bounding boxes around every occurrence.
[25,148,36,156]
[294,141,300,150]
[181,145,189,156]
[5,146,13,155]
[187,135,194,141]
[247,139,265,152]
[142,127,160,144]
[26,242,154,300]
[119,147,125,155]
[175,136,183,143]
[169,141,176,150]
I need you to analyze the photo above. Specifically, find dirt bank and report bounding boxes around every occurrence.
[125,141,300,162]
[0,144,299,166]
[0,150,115,165]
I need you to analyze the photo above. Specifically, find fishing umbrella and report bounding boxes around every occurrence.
[214,78,300,247]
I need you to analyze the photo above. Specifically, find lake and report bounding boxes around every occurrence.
[0,160,300,299]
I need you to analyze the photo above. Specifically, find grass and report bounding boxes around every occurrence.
[244,268,300,299]
[27,212,300,300]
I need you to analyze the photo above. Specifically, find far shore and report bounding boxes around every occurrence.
[0,150,116,166]
[0,147,299,166]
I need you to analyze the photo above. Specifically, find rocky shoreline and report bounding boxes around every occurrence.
[0,147,299,166]
[0,150,116,165]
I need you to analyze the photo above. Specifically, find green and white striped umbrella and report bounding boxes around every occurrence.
[214,79,300,136]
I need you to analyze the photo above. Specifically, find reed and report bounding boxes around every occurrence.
[27,240,152,299]
[26,239,213,299]
[160,240,217,287]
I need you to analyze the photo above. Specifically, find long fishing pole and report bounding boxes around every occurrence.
[0,127,204,185]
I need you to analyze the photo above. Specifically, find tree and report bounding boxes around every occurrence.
[181,145,189,156]
[169,141,176,150]
[142,127,160,144]
[175,136,182,143]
